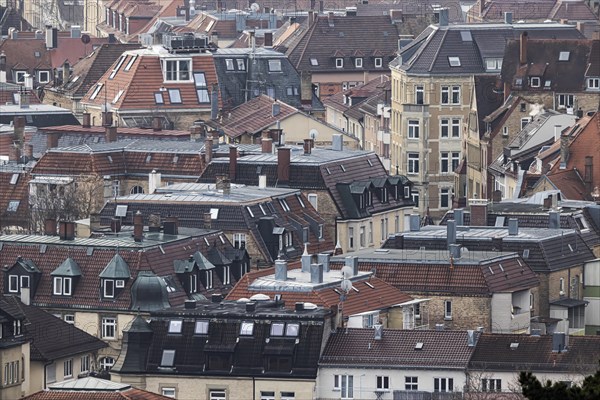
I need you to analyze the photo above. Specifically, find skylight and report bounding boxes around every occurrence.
[195,320,209,335]
[415,342,424,350]
[310,58,319,66]
[112,89,124,104]
[90,83,103,100]
[161,349,175,366]
[109,55,126,79]
[210,208,219,219]
[124,55,138,71]
[460,30,472,41]
[168,320,183,333]
[448,57,461,67]
[168,88,182,104]
[558,51,570,61]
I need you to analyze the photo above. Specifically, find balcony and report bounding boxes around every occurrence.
[403,104,429,113]
[394,391,462,400]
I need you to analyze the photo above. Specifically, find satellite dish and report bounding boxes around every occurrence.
[309,128,319,140]
[81,34,90,44]
[340,279,352,293]
[250,2,260,12]
[341,266,353,279]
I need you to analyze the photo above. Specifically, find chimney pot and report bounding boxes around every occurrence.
[105,126,117,142]
[82,112,91,128]
[204,136,213,164]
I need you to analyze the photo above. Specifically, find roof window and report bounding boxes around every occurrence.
[448,57,461,67]
[558,51,570,61]
[168,320,183,333]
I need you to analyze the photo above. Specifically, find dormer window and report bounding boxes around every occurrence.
[374,57,383,68]
[336,58,343,68]
[163,59,191,82]
[104,280,115,298]
[99,254,130,299]
[205,270,213,289]
[587,78,600,91]
[195,319,209,335]
[240,321,254,336]
[485,58,502,71]
[13,319,21,336]
[161,350,176,367]
[355,58,363,68]
[268,59,282,72]
[53,277,72,295]
[530,77,541,88]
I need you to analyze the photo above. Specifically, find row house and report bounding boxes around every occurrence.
[389,14,585,219]
[0,296,106,396]
[226,254,414,330]
[0,224,247,368]
[99,181,333,267]
[110,298,331,400]
[198,142,414,254]
[211,95,355,148]
[384,205,596,334]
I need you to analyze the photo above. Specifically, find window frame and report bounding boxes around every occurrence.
[355,57,363,68]
[377,375,390,390]
[407,153,419,174]
[374,57,383,68]
[268,59,282,72]
[407,119,420,139]
[63,358,73,378]
[434,377,454,392]
[163,59,192,82]
[335,58,344,68]
[101,317,117,339]
[80,354,90,373]
[587,77,600,90]
[405,376,418,390]
[104,279,115,298]
[444,300,452,320]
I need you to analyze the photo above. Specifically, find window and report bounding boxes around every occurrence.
[233,233,246,249]
[444,300,452,319]
[559,277,565,293]
[80,355,90,373]
[448,56,461,66]
[64,359,73,378]
[111,89,124,104]
[377,376,390,390]
[101,317,116,339]
[53,277,72,295]
[348,227,354,249]
[285,323,299,336]
[168,320,183,334]
[440,188,450,208]
[334,375,353,399]
[64,314,75,324]
[486,58,502,70]
[130,185,144,194]
[194,72,210,103]
[270,322,285,336]
[374,57,382,68]
[205,270,213,289]
[439,118,461,138]
[355,58,363,68]
[281,392,295,400]
[14,71,26,83]
[404,376,418,390]
[380,218,388,240]
[161,349,176,367]
[162,388,176,398]
[558,51,570,61]
[164,59,191,81]
[195,319,209,335]
[115,279,125,288]
[408,120,420,139]
[209,390,226,400]
[530,293,534,310]
[240,321,254,336]
[359,226,366,247]
[268,59,282,72]
[441,151,460,173]
[441,85,460,105]
[434,377,454,392]
[109,55,126,79]
[8,275,19,293]
[261,392,275,400]
[279,198,290,212]
[13,319,21,335]
[336,58,343,68]
[530,77,541,88]
[124,55,137,71]
[7,200,19,212]
[168,88,182,104]
[154,91,164,104]
[38,70,50,83]
[308,193,318,210]
[237,59,245,70]
[407,153,419,174]
[416,85,424,104]
[112,180,120,197]
[104,279,115,298]
[557,94,574,109]
[587,78,600,90]
[225,58,235,70]
[99,357,114,371]
[503,126,509,137]
[520,117,532,129]
[482,378,502,392]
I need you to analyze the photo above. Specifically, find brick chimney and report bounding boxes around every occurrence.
[59,221,75,240]
[229,146,237,181]
[46,132,61,149]
[262,137,273,153]
[203,212,212,229]
[102,111,113,127]
[152,116,162,131]
[105,126,117,142]
[133,211,143,242]
[303,138,312,155]
[469,199,489,226]
[264,31,273,47]
[277,147,291,184]
[82,112,91,128]
[44,218,57,236]
[205,136,213,163]
[519,31,528,65]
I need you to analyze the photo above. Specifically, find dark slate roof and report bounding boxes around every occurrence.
[396,23,585,75]
[7,296,107,361]
[473,75,505,138]
[285,14,400,73]
[469,333,600,373]
[130,271,171,312]
[320,328,477,369]
[501,39,597,92]
[99,253,132,279]
[50,257,82,277]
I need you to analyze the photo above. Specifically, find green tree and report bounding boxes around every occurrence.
[519,362,600,400]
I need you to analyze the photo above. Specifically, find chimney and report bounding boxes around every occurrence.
[449,243,461,259]
[211,32,219,47]
[374,324,383,340]
[258,175,267,189]
[264,31,273,47]
[152,116,162,131]
[249,30,256,52]
[303,138,312,155]
[318,253,330,272]
[148,170,161,194]
[469,199,488,226]
[111,218,122,233]
[105,126,117,142]
[44,218,57,236]
[584,156,593,192]
[0,51,6,83]
[447,219,456,247]
[82,112,91,128]
[508,218,519,235]
[327,11,334,27]
[190,121,206,141]
[102,111,113,127]
[275,258,288,280]
[203,212,212,229]
[277,147,291,184]
[46,26,58,49]
[13,116,25,145]
[301,245,311,272]
[409,214,421,231]
[24,74,33,90]
[132,211,143,242]
[560,135,569,169]
[310,263,324,283]
[454,209,464,225]
[519,31,528,65]
[184,300,197,309]
[479,0,485,17]
[246,302,256,312]
[345,255,359,276]
[261,137,273,153]
[439,8,449,26]
[549,210,560,229]
[163,216,179,235]
[332,134,343,151]
[552,332,567,353]
[204,136,213,163]
[504,11,513,24]
[229,146,237,181]
[210,84,219,120]
[211,293,223,303]
[59,221,75,240]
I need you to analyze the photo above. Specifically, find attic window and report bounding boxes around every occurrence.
[112,90,124,104]
[154,92,164,104]
[279,198,290,212]
[9,174,18,184]
[523,249,530,259]
[415,342,424,350]
[225,59,234,71]
[310,58,318,66]
[558,51,570,61]
[510,342,519,350]
[168,89,182,104]
[568,243,574,252]
[237,59,245,70]
[286,323,300,337]
[325,167,331,175]
[168,320,183,334]
[109,55,126,79]
[374,57,383,68]
[240,321,254,336]
[7,200,20,212]
[297,195,305,208]
[355,58,363,68]
[498,263,504,272]
[448,57,461,67]
[195,320,209,335]
[115,205,128,217]
[210,208,219,219]
[194,72,209,103]
[270,322,285,336]
[172,155,179,163]
[336,58,344,68]
[246,206,254,217]
[107,155,113,163]
[161,350,176,367]
[90,83,103,100]
[530,77,541,88]
[259,204,266,215]
[488,266,494,275]
[544,80,552,88]
[460,30,472,41]
[364,281,374,289]
[340,165,346,172]
[34,51,41,58]
[268,59,282,72]
[164,59,191,82]
[124,55,137,71]
[367,159,373,167]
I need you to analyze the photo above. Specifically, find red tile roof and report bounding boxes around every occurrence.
[0,169,31,230]
[23,388,173,400]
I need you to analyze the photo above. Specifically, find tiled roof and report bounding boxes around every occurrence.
[473,75,505,138]
[216,95,298,138]
[23,387,173,400]
[329,249,539,296]
[398,23,585,75]
[286,15,399,72]
[0,38,52,79]
[320,328,476,368]
[226,264,412,316]
[323,76,390,114]
[0,168,31,230]
[0,231,236,311]
[469,333,600,373]
[501,39,597,92]
[541,169,589,201]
